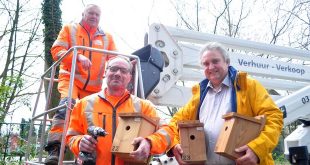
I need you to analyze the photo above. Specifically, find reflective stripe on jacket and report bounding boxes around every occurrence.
[66,89,173,164]
[51,23,116,92]
[168,66,283,165]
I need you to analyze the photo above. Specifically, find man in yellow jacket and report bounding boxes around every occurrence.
[168,42,283,165]
[45,4,116,164]
[66,57,174,164]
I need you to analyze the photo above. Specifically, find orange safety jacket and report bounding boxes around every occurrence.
[51,23,116,92]
[66,89,174,165]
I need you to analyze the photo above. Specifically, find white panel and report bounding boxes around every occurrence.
[165,24,310,60]
[180,43,310,82]
[148,85,192,107]
[230,53,310,82]
[276,85,310,125]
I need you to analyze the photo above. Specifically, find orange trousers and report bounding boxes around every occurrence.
[47,74,98,143]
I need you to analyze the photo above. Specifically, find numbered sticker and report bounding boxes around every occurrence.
[112,146,119,152]
[279,105,287,118]
[134,117,141,122]
[197,127,203,131]
[301,96,309,104]
[182,154,191,160]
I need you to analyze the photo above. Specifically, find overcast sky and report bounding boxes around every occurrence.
[61,0,177,52]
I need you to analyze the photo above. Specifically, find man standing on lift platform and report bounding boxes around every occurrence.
[44,4,116,165]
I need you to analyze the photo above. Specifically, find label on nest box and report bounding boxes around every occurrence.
[197,127,203,131]
[134,117,141,122]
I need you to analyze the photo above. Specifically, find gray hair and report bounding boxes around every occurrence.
[199,42,230,64]
[83,4,101,14]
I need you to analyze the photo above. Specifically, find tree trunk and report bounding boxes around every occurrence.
[42,0,62,117]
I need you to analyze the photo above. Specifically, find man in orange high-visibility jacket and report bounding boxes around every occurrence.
[45,4,116,164]
[66,57,174,164]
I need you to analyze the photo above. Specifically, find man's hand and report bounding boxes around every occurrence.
[77,54,92,70]
[172,144,189,165]
[130,137,151,160]
[235,145,259,165]
[79,135,97,153]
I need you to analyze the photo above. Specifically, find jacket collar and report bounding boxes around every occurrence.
[98,88,130,100]
[95,27,105,36]
[199,65,238,92]
[79,21,105,37]
[196,65,239,119]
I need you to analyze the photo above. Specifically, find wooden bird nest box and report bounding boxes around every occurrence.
[178,120,207,164]
[111,112,159,164]
[214,112,266,160]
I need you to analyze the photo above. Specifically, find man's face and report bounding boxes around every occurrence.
[82,5,101,28]
[201,50,229,87]
[106,59,132,92]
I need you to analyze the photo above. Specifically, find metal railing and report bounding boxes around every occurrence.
[0,122,48,164]
[25,46,145,165]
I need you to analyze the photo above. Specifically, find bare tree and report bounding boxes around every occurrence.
[170,0,253,36]
[42,0,62,115]
[213,0,232,34]
[169,0,196,31]
[267,0,301,44]
[0,0,43,122]
[210,0,253,36]
[286,0,310,50]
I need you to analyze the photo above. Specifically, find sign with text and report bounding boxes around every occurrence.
[230,53,310,82]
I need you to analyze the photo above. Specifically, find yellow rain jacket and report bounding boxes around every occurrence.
[169,66,283,165]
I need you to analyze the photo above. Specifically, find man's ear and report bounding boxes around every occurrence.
[128,74,132,81]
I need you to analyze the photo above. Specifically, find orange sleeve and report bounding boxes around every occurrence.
[51,24,82,66]
[104,33,117,62]
[147,125,175,155]
[107,33,117,51]
[140,100,157,118]
[66,100,86,156]
[140,100,175,154]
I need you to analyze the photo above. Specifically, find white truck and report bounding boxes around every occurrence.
[146,23,310,164]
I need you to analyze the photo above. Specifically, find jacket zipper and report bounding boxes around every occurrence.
[102,114,106,130]
[82,38,85,58]
[80,23,92,90]
[111,106,116,165]
[99,94,131,165]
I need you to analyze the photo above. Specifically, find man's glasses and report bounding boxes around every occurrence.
[108,66,131,74]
